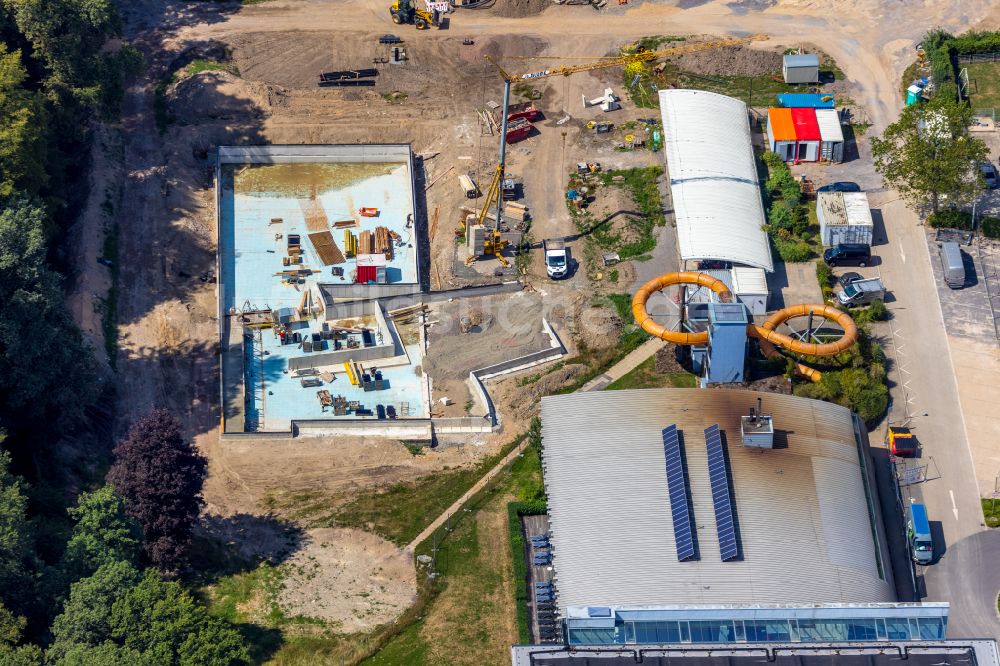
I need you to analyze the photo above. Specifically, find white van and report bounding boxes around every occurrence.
[939,242,965,289]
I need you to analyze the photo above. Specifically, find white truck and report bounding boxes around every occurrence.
[544,239,569,279]
[836,276,885,307]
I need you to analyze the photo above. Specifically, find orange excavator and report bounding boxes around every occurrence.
[632,271,858,382]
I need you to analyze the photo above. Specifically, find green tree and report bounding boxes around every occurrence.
[0,601,41,666]
[48,565,250,666]
[0,197,96,435]
[0,452,34,619]
[0,45,46,197]
[871,93,989,213]
[61,486,142,581]
[47,561,140,663]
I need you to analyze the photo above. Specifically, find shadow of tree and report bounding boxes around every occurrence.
[186,512,308,584]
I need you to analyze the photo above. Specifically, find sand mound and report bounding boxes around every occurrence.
[276,527,416,633]
[672,45,783,78]
[169,71,270,123]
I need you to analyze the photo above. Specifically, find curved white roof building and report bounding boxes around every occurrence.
[659,89,773,272]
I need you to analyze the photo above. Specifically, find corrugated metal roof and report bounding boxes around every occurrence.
[768,107,795,141]
[731,267,768,295]
[784,53,820,68]
[540,389,895,612]
[843,192,874,226]
[659,90,773,272]
[815,108,845,143]
[818,192,873,227]
[791,107,821,141]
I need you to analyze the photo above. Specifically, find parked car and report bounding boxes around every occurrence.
[939,241,966,289]
[697,260,731,270]
[536,594,554,602]
[823,243,871,267]
[533,554,552,565]
[529,534,548,541]
[836,277,885,308]
[817,181,861,193]
[836,271,863,288]
[980,161,999,189]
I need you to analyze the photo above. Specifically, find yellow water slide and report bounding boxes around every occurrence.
[631,272,858,381]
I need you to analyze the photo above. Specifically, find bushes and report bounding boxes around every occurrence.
[816,260,835,299]
[761,151,814,262]
[796,364,889,424]
[927,208,973,229]
[508,500,547,644]
[981,216,1000,239]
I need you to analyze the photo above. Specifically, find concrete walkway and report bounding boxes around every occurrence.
[579,337,668,392]
[405,335,668,552]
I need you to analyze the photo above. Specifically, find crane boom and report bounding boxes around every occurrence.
[492,34,768,82]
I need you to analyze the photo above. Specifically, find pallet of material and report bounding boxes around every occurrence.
[358,230,373,255]
[374,226,394,260]
[318,80,376,88]
[343,230,358,258]
[333,219,356,229]
[307,231,346,265]
[320,68,378,82]
[299,198,331,232]
[503,204,529,222]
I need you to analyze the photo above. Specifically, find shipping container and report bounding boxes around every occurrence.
[782,53,820,84]
[817,191,874,247]
[815,108,845,163]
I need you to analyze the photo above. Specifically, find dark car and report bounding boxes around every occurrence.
[824,243,871,267]
[697,260,731,270]
[981,161,999,189]
[836,271,864,288]
[533,554,552,565]
[817,181,861,193]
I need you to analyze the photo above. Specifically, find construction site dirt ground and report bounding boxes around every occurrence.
[61,0,1000,657]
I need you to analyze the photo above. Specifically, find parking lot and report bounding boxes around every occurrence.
[521,514,561,644]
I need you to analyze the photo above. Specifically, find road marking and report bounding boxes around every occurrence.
[898,240,906,264]
[950,490,959,520]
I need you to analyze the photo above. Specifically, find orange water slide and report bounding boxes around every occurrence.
[632,272,859,381]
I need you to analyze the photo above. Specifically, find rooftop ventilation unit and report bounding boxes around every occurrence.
[740,398,774,448]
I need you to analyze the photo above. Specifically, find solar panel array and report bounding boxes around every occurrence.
[662,425,696,561]
[705,424,739,561]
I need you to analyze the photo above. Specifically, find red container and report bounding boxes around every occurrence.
[356,265,377,284]
[507,102,540,122]
[506,118,533,143]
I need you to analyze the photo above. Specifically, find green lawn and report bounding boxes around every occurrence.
[263,438,524,547]
[965,61,1000,110]
[605,356,696,391]
[982,498,1000,528]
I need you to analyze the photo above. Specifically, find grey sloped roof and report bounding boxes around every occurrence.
[539,389,895,612]
[784,53,821,68]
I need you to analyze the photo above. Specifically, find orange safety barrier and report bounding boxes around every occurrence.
[632,272,859,382]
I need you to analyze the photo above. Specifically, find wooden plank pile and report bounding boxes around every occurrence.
[388,303,427,323]
[343,230,358,258]
[374,226,395,260]
[307,231,346,265]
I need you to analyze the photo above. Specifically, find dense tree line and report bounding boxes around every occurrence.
[0,412,250,663]
[0,1,250,661]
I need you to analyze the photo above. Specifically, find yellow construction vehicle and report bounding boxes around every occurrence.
[389,1,441,29]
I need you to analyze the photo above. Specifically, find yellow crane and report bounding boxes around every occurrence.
[470,34,769,251]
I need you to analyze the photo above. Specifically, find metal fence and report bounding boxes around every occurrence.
[958,52,1000,64]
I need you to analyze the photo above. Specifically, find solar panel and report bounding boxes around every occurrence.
[662,425,696,561]
[705,424,739,561]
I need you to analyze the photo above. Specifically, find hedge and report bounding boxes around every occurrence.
[982,215,1000,239]
[508,499,547,644]
[927,208,973,229]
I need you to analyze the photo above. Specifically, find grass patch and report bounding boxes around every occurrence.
[964,61,1000,111]
[900,61,920,101]
[761,151,820,262]
[380,91,408,104]
[983,498,1000,528]
[100,222,120,367]
[264,435,527,547]
[367,424,544,665]
[604,356,696,390]
[154,74,175,133]
[568,166,665,267]
[184,59,238,76]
